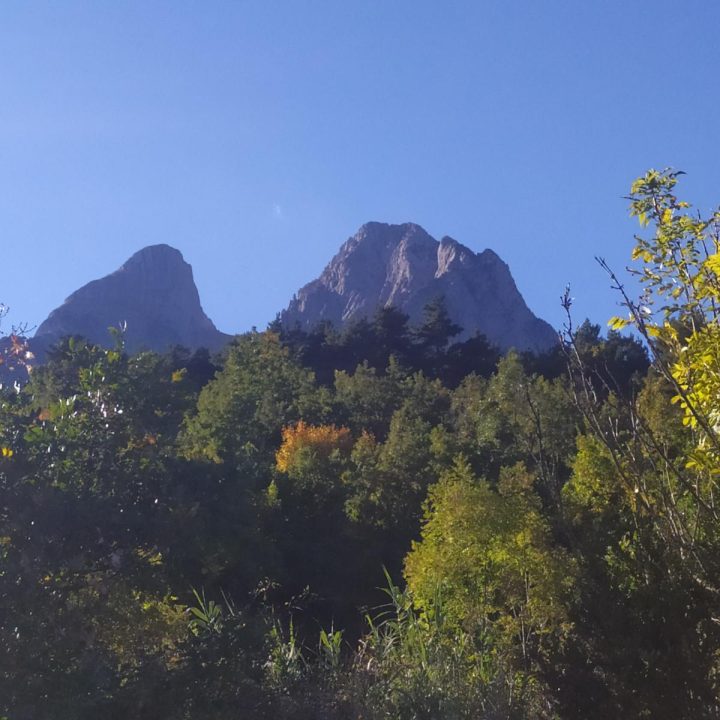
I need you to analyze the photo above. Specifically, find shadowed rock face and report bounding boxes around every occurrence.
[34,244,231,354]
[280,222,557,352]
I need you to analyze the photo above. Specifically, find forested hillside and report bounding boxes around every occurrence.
[2,171,720,719]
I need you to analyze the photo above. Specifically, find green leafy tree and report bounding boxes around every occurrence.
[559,169,720,716]
[404,458,574,716]
[181,331,327,468]
[333,359,407,438]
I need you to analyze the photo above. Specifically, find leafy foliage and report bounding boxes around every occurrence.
[275,421,352,475]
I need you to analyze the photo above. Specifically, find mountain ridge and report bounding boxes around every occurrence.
[9,224,557,367]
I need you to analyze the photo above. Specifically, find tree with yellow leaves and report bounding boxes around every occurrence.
[560,170,720,716]
[596,170,720,587]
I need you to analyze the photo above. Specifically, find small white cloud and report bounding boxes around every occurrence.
[273,203,283,219]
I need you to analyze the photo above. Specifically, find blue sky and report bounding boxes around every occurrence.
[2,1,719,337]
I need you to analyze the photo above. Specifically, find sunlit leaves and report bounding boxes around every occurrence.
[275,420,352,474]
[608,316,630,331]
[405,458,574,699]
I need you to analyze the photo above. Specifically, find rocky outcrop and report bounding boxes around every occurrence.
[34,244,230,354]
[280,222,556,352]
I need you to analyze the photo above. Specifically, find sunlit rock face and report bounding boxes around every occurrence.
[280,222,557,352]
[34,244,231,354]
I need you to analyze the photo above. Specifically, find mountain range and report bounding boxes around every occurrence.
[2,222,557,377]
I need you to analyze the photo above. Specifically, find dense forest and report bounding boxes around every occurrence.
[2,170,720,719]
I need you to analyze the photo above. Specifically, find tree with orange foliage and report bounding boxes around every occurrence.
[276,420,352,475]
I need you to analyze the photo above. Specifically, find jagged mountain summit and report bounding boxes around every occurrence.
[34,244,231,355]
[280,222,557,351]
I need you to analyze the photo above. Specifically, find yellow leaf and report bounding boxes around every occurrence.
[608,316,629,331]
[705,253,720,277]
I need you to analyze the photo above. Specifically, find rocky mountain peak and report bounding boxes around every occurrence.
[34,245,230,355]
[280,222,556,352]
[122,243,186,269]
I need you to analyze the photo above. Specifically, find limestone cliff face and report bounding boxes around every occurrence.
[280,222,557,352]
[34,244,230,354]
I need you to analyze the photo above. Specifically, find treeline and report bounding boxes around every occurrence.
[270,297,505,387]
[2,170,720,719]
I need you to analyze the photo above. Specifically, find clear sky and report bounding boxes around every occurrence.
[2,1,719,338]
